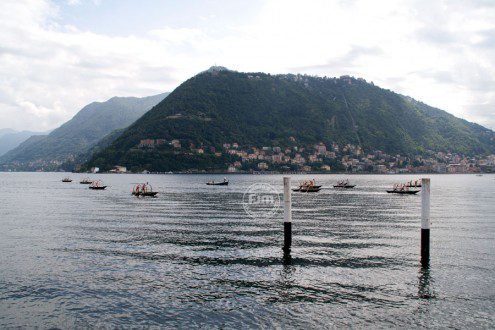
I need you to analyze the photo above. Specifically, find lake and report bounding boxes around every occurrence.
[0,173,494,328]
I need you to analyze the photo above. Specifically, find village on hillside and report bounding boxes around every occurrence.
[133,137,495,174]
[4,136,494,174]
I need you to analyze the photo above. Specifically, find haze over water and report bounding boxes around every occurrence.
[0,173,494,328]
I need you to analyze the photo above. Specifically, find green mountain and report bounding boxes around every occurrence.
[0,93,169,170]
[64,127,128,170]
[86,67,494,172]
[0,129,47,157]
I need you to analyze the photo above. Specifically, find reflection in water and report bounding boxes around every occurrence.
[275,262,297,303]
[418,267,435,299]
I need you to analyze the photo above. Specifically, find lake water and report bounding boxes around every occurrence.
[0,173,494,328]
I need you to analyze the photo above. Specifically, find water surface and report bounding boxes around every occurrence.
[0,173,494,328]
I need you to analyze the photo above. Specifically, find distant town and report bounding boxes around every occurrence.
[3,137,494,174]
[106,137,495,174]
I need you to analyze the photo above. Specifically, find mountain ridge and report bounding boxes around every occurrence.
[84,68,494,172]
[0,130,47,157]
[0,92,169,170]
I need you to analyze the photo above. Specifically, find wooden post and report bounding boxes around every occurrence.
[283,177,292,253]
[421,178,430,267]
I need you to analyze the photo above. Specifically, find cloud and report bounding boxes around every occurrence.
[0,0,494,132]
[475,28,495,49]
[66,0,100,6]
[415,27,457,45]
[0,0,190,131]
[465,103,495,130]
[291,46,383,74]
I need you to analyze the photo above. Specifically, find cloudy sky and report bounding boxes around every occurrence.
[1,0,494,131]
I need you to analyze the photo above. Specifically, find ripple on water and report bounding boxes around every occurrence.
[0,173,494,328]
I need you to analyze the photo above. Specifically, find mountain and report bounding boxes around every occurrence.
[64,127,128,170]
[84,68,495,172]
[0,128,16,137]
[0,92,169,170]
[0,130,47,157]
[2,135,47,162]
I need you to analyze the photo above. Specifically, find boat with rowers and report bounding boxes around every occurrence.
[62,177,72,182]
[333,179,355,188]
[386,183,419,194]
[79,177,93,184]
[293,179,321,192]
[405,179,422,188]
[89,180,107,190]
[132,183,158,197]
[206,178,229,186]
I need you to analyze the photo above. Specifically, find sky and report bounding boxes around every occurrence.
[0,0,494,131]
